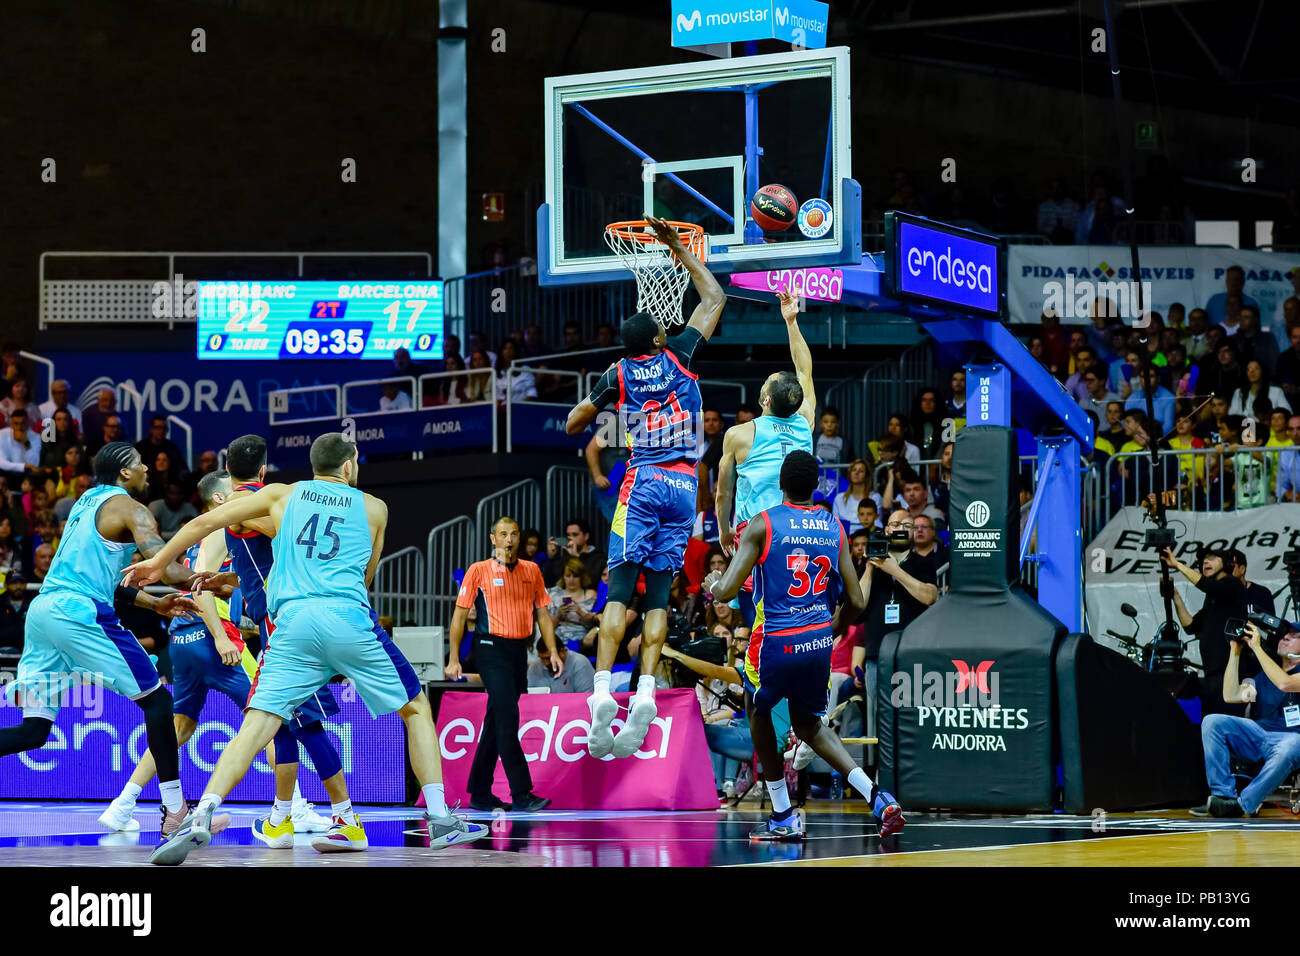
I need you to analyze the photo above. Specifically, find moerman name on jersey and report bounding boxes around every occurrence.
[301,489,350,508]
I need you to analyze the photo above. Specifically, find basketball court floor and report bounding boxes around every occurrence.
[3,800,1296,867]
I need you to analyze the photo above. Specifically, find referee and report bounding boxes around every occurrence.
[447,515,561,813]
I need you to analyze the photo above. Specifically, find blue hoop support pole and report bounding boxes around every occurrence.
[568,103,734,227]
[1033,436,1083,630]
[743,85,764,243]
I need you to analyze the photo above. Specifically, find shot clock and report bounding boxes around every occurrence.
[196,280,444,360]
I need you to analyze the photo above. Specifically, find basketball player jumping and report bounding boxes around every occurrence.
[564,215,726,759]
[0,444,212,838]
[126,433,487,865]
[705,451,905,841]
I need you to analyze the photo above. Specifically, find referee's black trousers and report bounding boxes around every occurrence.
[467,635,533,800]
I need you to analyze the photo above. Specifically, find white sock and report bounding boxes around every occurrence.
[848,767,877,802]
[331,799,356,825]
[158,780,183,814]
[118,781,143,806]
[198,792,223,814]
[292,781,305,805]
[270,798,293,827]
[768,778,792,816]
[593,671,611,696]
[636,675,656,699]
[421,783,447,818]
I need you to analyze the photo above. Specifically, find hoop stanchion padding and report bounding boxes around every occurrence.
[604,220,708,329]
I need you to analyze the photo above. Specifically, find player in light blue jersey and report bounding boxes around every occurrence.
[0,442,216,841]
[127,432,486,865]
[715,287,817,608]
[706,451,904,841]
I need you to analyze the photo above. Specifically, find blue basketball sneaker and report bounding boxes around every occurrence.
[750,810,804,842]
[872,791,905,837]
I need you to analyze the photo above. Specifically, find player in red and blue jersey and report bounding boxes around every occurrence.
[706,451,905,841]
[565,215,726,761]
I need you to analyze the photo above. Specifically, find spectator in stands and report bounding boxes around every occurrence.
[134,416,187,482]
[1276,416,1300,502]
[0,522,19,576]
[54,473,92,523]
[898,476,947,532]
[1075,181,1124,244]
[1275,326,1300,405]
[1063,347,1102,402]
[1168,402,1206,491]
[584,432,628,524]
[945,369,967,421]
[521,324,551,359]
[885,413,920,464]
[595,324,617,350]
[1183,309,1211,362]
[0,571,30,651]
[51,446,86,500]
[543,518,604,588]
[148,481,197,541]
[1196,395,1231,445]
[379,380,411,412]
[1200,341,1245,409]
[0,344,31,400]
[80,388,120,447]
[1205,266,1259,329]
[462,350,494,403]
[562,321,583,353]
[467,333,497,367]
[186,449,219,497]
[911,513,947,576]
[931,442,953,519]
[427,352,465,405]
[1036,178,1080,243]
[1278,295,1300,353]
[0,378,40,428]
[31,543,53,584]
[547,557,599,650]
[696,407,725,509]
[1236,305,1280,375]
[1099,400,1127,448]
[1229,361,1289,418]
[144,451,178,502]
[39,408,81,471]
[442,333,462,364]
[493,340,536,405]
[831,459,875,530]
[856,499,880,531]
[0,409,40,485]
[1166,344,1194,396]
[1078,366,1121,415]
[1125,366,1176,435]
[85,414,124,459]
[911,389,946,460]
[815,406,854,463]
[391,347,428,387]
[1194,620,1300,817]
[1038,310,1072,377]
[31,510,58,553]
[37,379,81,431]
[693,489,721,543]
[735,401,760,425]
[1028,333,1048,369]
[528,636,594,695]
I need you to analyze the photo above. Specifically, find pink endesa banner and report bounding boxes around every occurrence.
[435,688,720,810]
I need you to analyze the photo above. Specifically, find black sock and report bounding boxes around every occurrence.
[0,716,53,757]
[139,687,180,784]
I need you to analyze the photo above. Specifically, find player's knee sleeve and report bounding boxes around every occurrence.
[606,562,642,608]
[273,725,299,766]
[293,721,342,780]
[0,716,54,756]
[138,687,180,782]
[640,569,672,612]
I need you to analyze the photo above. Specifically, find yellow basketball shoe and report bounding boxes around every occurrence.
[252,814,295,849]
[311,814,368,853]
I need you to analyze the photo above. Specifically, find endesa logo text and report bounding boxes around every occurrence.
[897,220,1000,314]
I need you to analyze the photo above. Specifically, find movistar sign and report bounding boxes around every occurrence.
[670,0,828,48]
[886,212,1004,318]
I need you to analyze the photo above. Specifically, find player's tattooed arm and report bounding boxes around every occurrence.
[647,215,725,340]
[125,502,194,587]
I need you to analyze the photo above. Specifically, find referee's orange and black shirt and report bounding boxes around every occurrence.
[456,557,550,640]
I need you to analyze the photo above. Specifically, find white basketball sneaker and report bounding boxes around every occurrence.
[612,693,657,758]
[98,797,141,832]
[291,798,332,833]
[586,692,618,758]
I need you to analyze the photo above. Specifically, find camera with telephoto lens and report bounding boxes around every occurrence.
[1225,611,1290,644]
[867,529,910,559]
[1145,527,1177,551]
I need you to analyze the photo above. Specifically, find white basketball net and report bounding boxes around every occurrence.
[603,221,707,329]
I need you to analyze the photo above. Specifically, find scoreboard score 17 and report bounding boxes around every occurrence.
[196,280,444,361]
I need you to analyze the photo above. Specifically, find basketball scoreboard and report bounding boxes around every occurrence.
[195,280,443,360]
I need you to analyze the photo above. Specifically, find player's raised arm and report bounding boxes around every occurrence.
[364,494,389,589]
[707,513,766,602]
[124,484,289,586]
[778,287,817,428]
[647,215,725,341]
[715,425,747,556]
[567,362,618,435]
[119,498,201,587]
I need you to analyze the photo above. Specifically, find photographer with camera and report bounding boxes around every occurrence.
[1227,548,1276,617]
[1162,547,1248,717]
[1193,618,1300,817]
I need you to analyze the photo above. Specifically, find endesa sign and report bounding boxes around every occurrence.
[885,211,1004,318]
[729,266,844,302]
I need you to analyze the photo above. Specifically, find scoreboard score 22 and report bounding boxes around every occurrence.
[196,280,444,361]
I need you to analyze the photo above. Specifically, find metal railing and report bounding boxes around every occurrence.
[341,376,418,415]
[166,415,194,469]
[370,546,428,626]
[268,385,342,425]
[19,351,55,401]
[417,369,495,407]
[826,339,938,461]
[475,479,542,547]
[546,465,606,551]
[425,516,475,629]
[505,367,583,453]
[1103,445,1300,515]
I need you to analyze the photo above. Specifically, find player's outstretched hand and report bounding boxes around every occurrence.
[214,632,241,667]
[718,524,735,557]
[646,215,684,253]
[702,569,723,598]
[188,570,240,599]
[777,285,800,323]
[154,593,200,619]
[123,558,165,588]
[445,660,463,681]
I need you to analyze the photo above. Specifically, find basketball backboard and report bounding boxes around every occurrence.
[539,47,859,286]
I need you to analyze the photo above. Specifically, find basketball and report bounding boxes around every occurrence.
[750,184,798,231]
[803,206,825,229]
